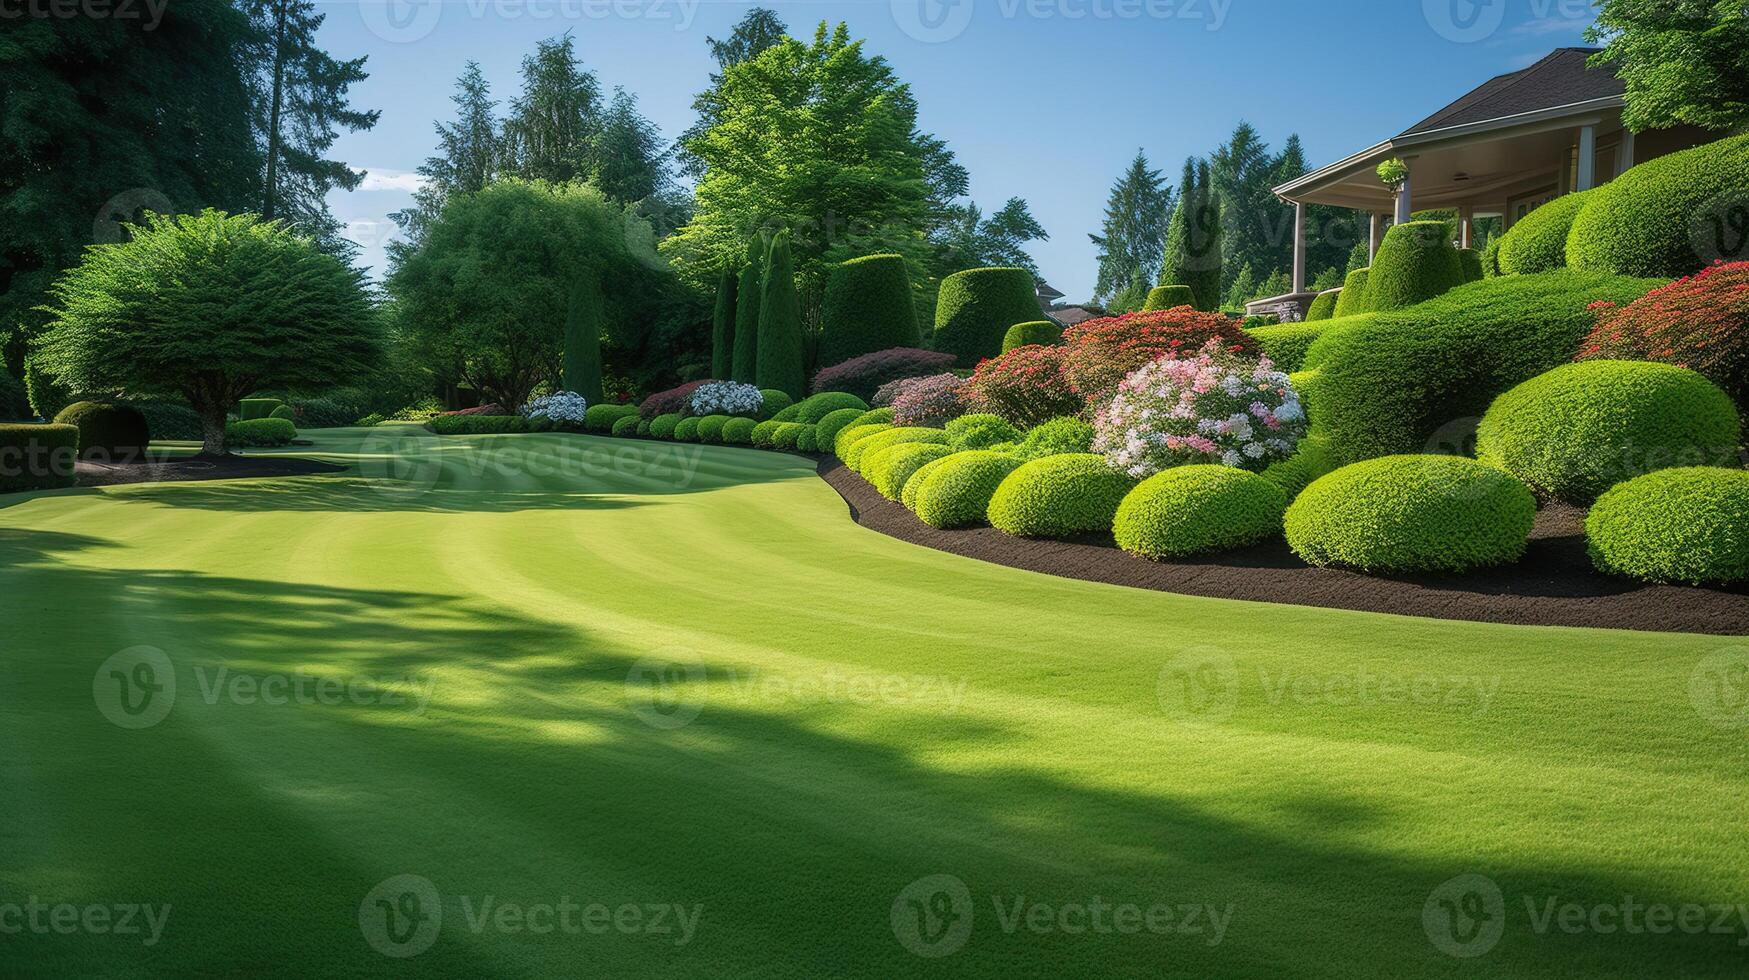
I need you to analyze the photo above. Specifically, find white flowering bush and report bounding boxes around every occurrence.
[522,390,589,426]
[1092,339,1305,478]
[688,381,763,417]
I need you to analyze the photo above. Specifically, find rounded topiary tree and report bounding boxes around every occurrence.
[52,401,149,461]
[1113,465,1287,559]
[1365,220,1464,311]
[36,210,378,455]
[818,254,920,367]
[932,267,1041,366]
[1001,320,1062,353]
[912,450,1027,528]
[1476,360,1740,504]
[1332,268,1370,318]
[1142,285,1195,312]
[1496,190,1593,275]
[755,230,807,399]
[1567,133,1749,278]
[1587,467,1749,584]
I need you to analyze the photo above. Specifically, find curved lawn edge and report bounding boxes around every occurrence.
[816,456,1749,636]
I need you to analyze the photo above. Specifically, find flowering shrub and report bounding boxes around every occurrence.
[522,391,588,426]
[871,376,910,407]
[1093,339,1305,478]
[889,373,967,426]
[811,347,957,402]
[1576,260,1749,407]
[961,345,1083,428]
[1059,307,1252,405]
[688,381,764,417]
[639,380,715,419]
[436,403,505,416]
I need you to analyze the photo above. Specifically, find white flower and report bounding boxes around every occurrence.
[522,390,588,423]
[689,381,763,417]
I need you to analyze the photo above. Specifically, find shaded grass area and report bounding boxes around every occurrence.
[1,429,1744,977]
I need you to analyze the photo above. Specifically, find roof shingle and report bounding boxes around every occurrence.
[1399,48,1622,136]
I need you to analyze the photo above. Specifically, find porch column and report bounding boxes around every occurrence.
[1292,202,1306,294]
[1394,170,1413,224]
[1576,124,1597,191]
[1616,129,1635,178]
[1459,205,1474,249]
[1369,212,1384,263]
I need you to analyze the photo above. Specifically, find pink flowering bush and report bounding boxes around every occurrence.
[1093,339,1306,477]
[889,373,968,426]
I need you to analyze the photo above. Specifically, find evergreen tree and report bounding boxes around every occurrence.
[680,7,789,178]
[934,198,1049,277]
[1090,150,1174,306]
[755,230,806,398]
[732,234,768,383]
[503,33,601,185]
[389,62,502,264]
[1161,159,1222,311]
[564,278,605,402]
[711,264,739,380]
[1209,122,1277,291]
[1224,263,1258,311]
[592,87,671,206]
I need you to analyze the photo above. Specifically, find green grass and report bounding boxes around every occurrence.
[1,426,1744,977]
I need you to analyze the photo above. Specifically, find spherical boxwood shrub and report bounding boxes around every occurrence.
[1303,291,1337,322]
[1113,465,1287,559]
[1013,416,1095,458]
[946,413,1019,451]
[585,402,639,432]
[751,419,785,448]
[226,417,298,447]
[1365,220,1464,311]
[987,453,1136,539]
[1586,467,1749,584]
[901,453,955,511]
[53,401,149,460]
[721,416,757,445]
[818,254,921,367]
[771,422,808,451]
[1496,189,1593,275]
[933,267,1042,366]
[756,389,793,421]
[815,408,869,452]
[847,426,950,474]
[1567,132,1749,278]
[1284,455,1537,573]
[911,451,1027,528]
[864,442,955,500]
[0,423,78,492]
[611,414,641,437]
[833,422,891,459]
[1476,361,1741,504]
[796,425,819,453]
[239,397,282,420]
[695,415,731,443]
[1142,285,1196,312]
[1333,268,1370,318]
[786,391,870,424]
[648,413,683,440]
[673,416,703,442]
[811,347,957,402]
[1002,320,1062,353]
[1576,260,1749,410]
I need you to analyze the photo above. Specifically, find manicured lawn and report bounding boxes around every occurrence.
[1,427,1744,977]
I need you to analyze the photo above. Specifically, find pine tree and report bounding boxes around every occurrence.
[1209,122,1274,292]
[503,33,601,184]
[732,234,768,383]
[935,199,1050,277]
[1161,159,1223,311]
[389,62,501,264]
[711,264,739,380]
[1090,150,1173,305]
[756,230,806,398]
[1224,263,1258,311]
[593,87,671,206]
[563,277,605,403]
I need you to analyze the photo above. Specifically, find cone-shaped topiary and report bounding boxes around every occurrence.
[562,277,605,403]
[1366,220,1464,311]
[1567,133,1749,278]
[1001,320,1062,353]
[731,233,767,384]
[818,254,919,367]
[755,230,807,398]
[1332,268,1370,317]
[710,263,738,381]
[1496,190,1593,275]
[932,267,1041,366]
[1142,285,1195,311]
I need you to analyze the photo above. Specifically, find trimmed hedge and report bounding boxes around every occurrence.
[648,413,684,440]
[1142,284,1196,312]
[771,422,808,451]
[1457,248,1483,283]
[987,453,1135,539]
[756,389,793,421]
[1365,220,1464,311]
[819,254,920,367]
[1303,291,1337,321]
[1245,319,1352,374]
[1001,320,1062,353]
[227,417,298,446]
[636,419,652,437]
[946,413,1019,451]
[426,414,528,436]
[1587,467,1749,584]
[673,417,702,442]
[1333,268,1370,318]
[1303,271,1667,467]
[865,442,955,500]
[0,423,78,492]
[1114,465,1286,559]
[1476,361,1741,504]
[751,419,784,448]
[933,267,1041,366]
[1011,416,1094,458]
[268,404,297,421]
[1496,190,1593,275]
[721,417,757,445]
[1568,133,1749,278]
[811,347,957,402]
[1285,455,1537,573]
[53,401,149,460]
[1482,236,1503,277]
[1259,435,1336,503]
[732,234,766,383]
[585,403,639,432]
[847,426,950,473]
[796,425,819,453]
[912,451,1027,529]
[696,415,731,443]
[611,414,641,437]
[834,422,892,459]
[777,391,869,424]
[815,408,869,452]
[239,397,283,420]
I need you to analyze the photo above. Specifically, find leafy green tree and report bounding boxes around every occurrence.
[1090,150,1174,306]
[592,87,671,206]
[933,198,1049,277]
[502,34,601,186]
[732,234,767,382]
[1591,0,1749,133]
[389,61,502,261]
[34,211,379,454]
[711,265,739,379]
[1161,159,1223,310]
[1224,264,1258,311]
[680,7,790,178]
[756,230,807,397]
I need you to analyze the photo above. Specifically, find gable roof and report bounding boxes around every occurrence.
[1400,48,1621,137]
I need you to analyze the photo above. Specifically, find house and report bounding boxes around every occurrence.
[1248,48,1718,317]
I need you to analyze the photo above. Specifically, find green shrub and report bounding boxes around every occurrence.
[696,415,731,443]
[771,422,808,450]
[834,422,891,459]
[1245,318,1362,374]
[0,423,78,492]
[1496,190,1593,275]
[849,407,896,427]
[756,389,793,421]
[129,400,202,441]
[815,408,869,451]
[611,414,641,437]
[1587,468,1749,584]
[900,453,952,511]
[0,370,29,421]
[1259,435,1336,502]
[636,419,652,437]
[732,233,767,383]
[830,409,898,456]
[721,417,757,445]
[425,414,528,436]
[1001,320,1062,353]
[1114,465,1287,559]
[864,442,955,499]
[988,454,1134,538]
[648,413,683,440]
[751,419,785,448]
[1481,236,1503,277]
[1284,455,1536,573]
[818,254,920,367]
[239,397,283,420]
[23,358,72,420]
[292,395,361,429]
[1333,268,1370,317]
[268,404,297,422]
[226,417,298,446]
[911,451,1027,528]
[1477,361,1740,504]
[946,413,1020,451]
[933,267,1041,366]
[796,425,819,453]
[673,416,702,442]
[1304,271,1667,467]
[1303,291,1337,321]
[1567,133,1749,278]
[356,412,387,427]
[784,391,868,424]
[585,403,638,432]
[711,263,738,380]
[1012,417,1094,458]
[52,401,149,460]
[1142,285,1196,311]
[1458,248,1483,283]
[1365,221,1464,311]
[847,426,950,473]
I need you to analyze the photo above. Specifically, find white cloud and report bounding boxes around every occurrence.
[356,169,427,193]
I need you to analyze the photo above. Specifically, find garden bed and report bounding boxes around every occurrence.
[76,453,345,488]
[818,457,1749,636]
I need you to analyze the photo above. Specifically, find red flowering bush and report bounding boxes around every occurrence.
[961,345,1084,428]
[639,379,716,419]
[889,373,968,427]
[1059,307,1252,405]
[1577,260,1749,407]
[811,347,957,402]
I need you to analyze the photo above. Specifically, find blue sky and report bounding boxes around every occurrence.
[323,0,1597,301]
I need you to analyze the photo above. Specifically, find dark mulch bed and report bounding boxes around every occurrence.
[76,453,345,488]
[817,457,1749,636]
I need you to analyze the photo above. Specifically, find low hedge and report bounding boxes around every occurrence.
[1332,268,1370,317]
[1259,435,1336,502]
[721,417,757,445]
[847,426,950,473]
[1365,220,1464,311]
[751,419,784,448]
[0,423,78,492]
[815,408,869,451]
[987,454,1135,539]
[239,397,283,421]
[1009,416,1094,458]
[1284,455,1537,573]
[1245,319,1356,374]
[1476,361,1741,503]
[834,422,891,459]
[945,413,1019,451]
[696,415,731,443]
[585,403,639,432]
[796,425,819,453]
[771,422,809,451]
[865,442,955,500]
[648,413,684,440]
[1567,133,1749,278]
[1142,284,1196,312]
[53,401,149,460]
[1587,467,1749,584]
[1114,465,1287,559]
[911,451,1027,528]
[1458,247,1483,283]
[425,414,528,436]
[1496,190,1593,274]
[673,417,703,442]
[611,414,641,437]
[778,391,870,425]
[1303,291,1338,322]
[1002,320,1062,353]
[227,417,298,446]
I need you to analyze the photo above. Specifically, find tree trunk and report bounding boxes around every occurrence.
[261,0,287,222]
[199,405,230,457]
